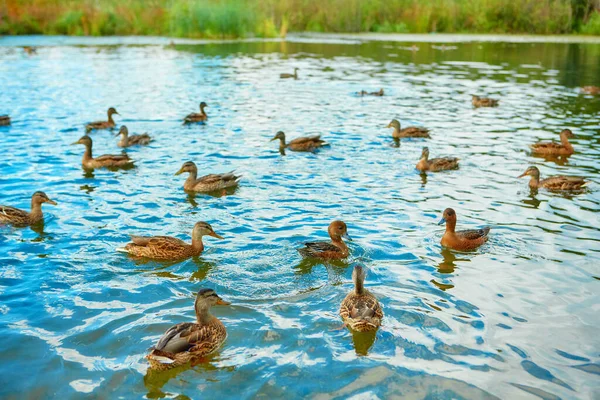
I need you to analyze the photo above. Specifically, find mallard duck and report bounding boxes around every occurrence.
[581,86,600,95]
[280,68,298,79]
[438,208,490,251]
[0,115,10,126]
[416,147,459,172]
[358,88,384,96]
[23,46,37,55]
[339,264,383,332]
[115,126,152,147]
[72,136,134,169]
[386,119,430,139]
[184,102,208,123]
[298,220,351,260]
[518,166,589,191]
[270,131,328,152]
[531,129,575,156]
[86,107,119,132]
[0,191,56,226]
[175,161,240,193]
[147,288,230,371]
[471,95,499,108]
[117,221,223,260]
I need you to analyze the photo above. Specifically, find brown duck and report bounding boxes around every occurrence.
[184,102,208,123]
[581,86,600,95]
[530,129,575,156]
[270,131,328,152]
[387,119,430,139]
[438,208,490,251]
[0,115,10,126]
[416,147,459,172]
[298,220,351,260]
[0,192,57,226]
[117,221,223,260]
[340,265,383,332]
[471,95,499,108]
[72,136,134,169]
[23,46,37,55]
[175,161,241,193]
[115,126,152,147]
[518,166,589,191]
[358,88,384,96]
[86,107,119,132]
[280,68,298,79]
[147,288,230,371]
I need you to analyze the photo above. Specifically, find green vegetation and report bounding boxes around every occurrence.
[1,0,599,38]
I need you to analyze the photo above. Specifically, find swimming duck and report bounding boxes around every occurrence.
[471,95,499,108]
[581,86,600,95]
[85,107,119,132]
[0,191,57,226]
[416,147,459,172]
[72,136,134,169]
[298,220,351,259]
[117,221,223,260]
[115,126,152,147]
[386,119,430,139]
[530,129,575,156]
[23,46,37,55]
[147,288,230,371]
[438,208,490,251]
[175,161,241,193]
[184,102,208,123]
[0,115,10,126]
[359,88,384,96]
[280,68,298,79]
[518,166,589,191]
[271,131,328,152]
[339,264,383,332]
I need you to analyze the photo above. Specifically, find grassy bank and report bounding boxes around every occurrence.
[1,0,600,38]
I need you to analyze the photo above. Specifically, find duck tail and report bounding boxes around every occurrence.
[482,226,491,235]
[147,349,175,365]
[116,247,129,254]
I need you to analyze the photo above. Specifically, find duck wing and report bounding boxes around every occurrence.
[184,113,206,123]
[197,172,240,185]
[154,322,220,354]
[0,205,28,222]
[455,227,490,240]
[350,296,381,320]
[428,157,459,170]
[298,240,339,257]
[531,142,563,152]
[130,235,187,250]
[541,176,588,190]
[400,127,431,138]
[128,134,152,145]
[95,153,132,163]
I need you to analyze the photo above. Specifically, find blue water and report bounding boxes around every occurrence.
[1,35,599,399]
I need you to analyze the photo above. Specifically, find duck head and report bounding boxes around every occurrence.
[329,220,351,241]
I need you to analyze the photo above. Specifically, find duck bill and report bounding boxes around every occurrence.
[46,199,58,206]
[71,140,81,145]
[269,137,277,142]
[342,232,353,241]
[216,298,231,306]
[385,123,391,128]
[114,131,122,137]
[174,168,184,176]
[209,231,224,239]
[517,172,527,178]
[437,218,446,225]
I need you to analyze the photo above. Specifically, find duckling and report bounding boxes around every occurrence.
[117,221,223,260]
[438,208,490,251]
[298,220,351,260]
[115,126,152,147]
[175,161,241,193]
[270,131,328,152]
[184,102,208,123]
[72,136,134,169]
[471,95,499,108]
[581,86,600,95]
[86,107,119,132]
[280,68,298,79]
[0,191,57,226]
[416,147,459,172]
[518,166,589,191]
[530,129,575,156]
[340,265,383,332]
[387,119,430,139]
[0,115,10,126]
[147,288,230,370]
[358,88,384,96]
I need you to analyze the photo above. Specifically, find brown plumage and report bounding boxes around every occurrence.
[298,220,351,260]
[0,115,10,126]
[358,88,384,96]
[118,221,223,261]
[340,265,383,332]
[72,136,134,169]
[416,147,459,172]
[386,119,430,139]
[270,131,328,152]
[438,208,490,251]
[175,161,241,193]
[23,46,37,55]
[115,126,152,147]
[0,191,57,226]
[280,68,298,79]
[581,86,600,95]
[518,166,589,191]
[86,107,119,132]
[184,102,208,123]
[530,129,575,156]
[147,288,230,371]
[471,95,499,108]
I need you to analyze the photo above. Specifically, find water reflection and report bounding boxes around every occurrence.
[350,330,377,356]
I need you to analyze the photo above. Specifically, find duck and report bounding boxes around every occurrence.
[175,161,241,193]
[386,119,430,139]
[339,264,383,332]
[518,166,589,191]
[117,221,223,260]
[358,88,384,96]
[416,147,459,172]
[72,136,134,169]
[438,208,490,251]
[23,46,37,55]
[270,131,328,152]
[530,129,575,156]
[581,86,600,95]
[298,220,351,260]
[471,95,499,108]
[147,288,230,370]
[0,191,57,226]
[0,115,10,126]
[115,126,152,147]
[184,102,208,123]
[86,107,119,132]
[280,68,298,79]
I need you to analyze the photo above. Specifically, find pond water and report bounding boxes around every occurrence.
[0,35,599,399]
